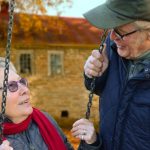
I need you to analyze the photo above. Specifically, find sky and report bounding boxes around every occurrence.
[47,0,106,18]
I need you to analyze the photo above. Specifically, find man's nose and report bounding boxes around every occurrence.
[110,29,120,41]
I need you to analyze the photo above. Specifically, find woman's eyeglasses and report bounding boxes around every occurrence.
[0,78,28,92]
[113,28,139,40]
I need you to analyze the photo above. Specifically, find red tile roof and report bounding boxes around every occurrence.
[1,12,104,45]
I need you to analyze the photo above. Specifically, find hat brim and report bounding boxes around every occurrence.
[83,3,134,29]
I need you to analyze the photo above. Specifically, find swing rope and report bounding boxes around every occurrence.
[0,0,15,143]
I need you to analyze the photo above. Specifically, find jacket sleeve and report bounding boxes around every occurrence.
[77,133,102,150]
[43,112,74,150]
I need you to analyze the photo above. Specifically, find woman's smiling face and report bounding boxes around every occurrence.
[0,68,33,123]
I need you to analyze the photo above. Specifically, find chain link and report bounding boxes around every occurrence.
[0,0,15,143]
[85,30,108,120]
[85,78,96,119]
[79,30,108,149]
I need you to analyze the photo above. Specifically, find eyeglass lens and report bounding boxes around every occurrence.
[113,28,139,39]
[8,78,28,92]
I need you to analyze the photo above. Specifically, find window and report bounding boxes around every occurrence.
[48,51,64,76]
[17,51,33,75]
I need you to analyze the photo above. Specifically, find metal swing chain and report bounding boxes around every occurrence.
[80,30,108,150]
[0,0,15,143]
[85,78,96,119]
[85,29,108,120]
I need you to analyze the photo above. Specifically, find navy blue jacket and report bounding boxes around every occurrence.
[84,35,150,150]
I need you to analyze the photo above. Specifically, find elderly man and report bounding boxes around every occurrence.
[72,0,150,150]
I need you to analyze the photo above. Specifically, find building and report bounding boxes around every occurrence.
[0,2,103,127]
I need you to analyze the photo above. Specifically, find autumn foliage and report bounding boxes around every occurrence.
[0,0,72,14]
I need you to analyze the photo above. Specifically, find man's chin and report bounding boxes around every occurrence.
[117,49,130,59]
[118,51,126,58]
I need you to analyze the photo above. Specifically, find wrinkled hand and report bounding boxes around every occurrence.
[71,118,97,144]
[84,44,109,78]
[0,140,13,150]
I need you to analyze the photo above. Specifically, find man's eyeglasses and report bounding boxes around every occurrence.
[113,28,139,40]
[0,78,28,93]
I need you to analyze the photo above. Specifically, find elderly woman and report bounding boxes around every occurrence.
[0,57,73,150]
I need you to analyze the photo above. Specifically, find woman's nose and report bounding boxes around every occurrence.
[18,84,29,95]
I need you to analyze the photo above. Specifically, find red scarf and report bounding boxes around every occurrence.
[3,108,67,150]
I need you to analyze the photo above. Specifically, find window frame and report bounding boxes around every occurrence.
[48,51,64,76]
[16,50,34,75]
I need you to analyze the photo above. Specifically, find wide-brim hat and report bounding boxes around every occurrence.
[83,0,150,29]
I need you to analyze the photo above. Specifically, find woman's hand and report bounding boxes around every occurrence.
[84,44,109,78]
[71,118,97,144]
[0,140,13,150]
